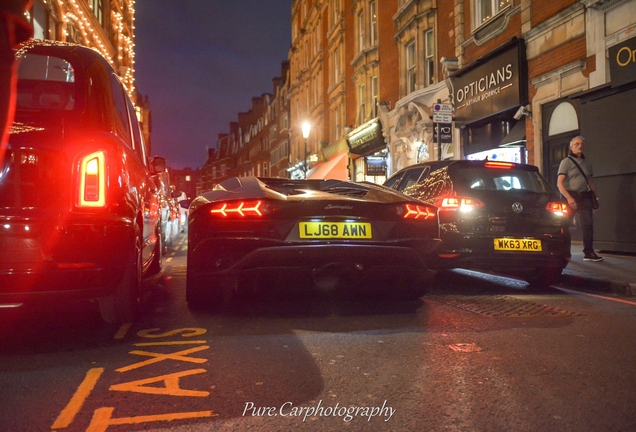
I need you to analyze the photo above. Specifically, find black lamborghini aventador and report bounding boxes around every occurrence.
[185,177,441,309]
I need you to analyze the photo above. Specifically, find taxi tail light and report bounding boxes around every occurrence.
[402,203,437,220]
[546,202,571,216]
[209,200,267,218]
[78,151,106,207]
[436,196,485,212]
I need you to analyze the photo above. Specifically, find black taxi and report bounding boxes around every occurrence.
[0,40,164,323]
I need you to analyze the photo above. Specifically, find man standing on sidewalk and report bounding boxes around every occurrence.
[557,135,603,262]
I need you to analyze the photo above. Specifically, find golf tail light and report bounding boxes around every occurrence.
[79,151,106,207]
[403,203,436,220]
[210,200,264,217]
[438,196,484,213]
[485,161,515,169]
[546,202,571,216]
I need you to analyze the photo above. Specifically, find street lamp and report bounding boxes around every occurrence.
[301,122,311,179]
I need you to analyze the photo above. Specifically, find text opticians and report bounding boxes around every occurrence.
[455,64,513,103]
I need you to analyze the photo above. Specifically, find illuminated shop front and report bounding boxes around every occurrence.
[346,118,387,183]
[306,140,350,180]
[452,38,529,163]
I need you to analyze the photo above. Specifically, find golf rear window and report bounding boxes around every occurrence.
[453,167,550,194]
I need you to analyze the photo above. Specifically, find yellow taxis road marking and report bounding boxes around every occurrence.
[137,328,206,338]
[134,340,207,347]
[87,408,216,432]
[116,345,209,372]
[55,328,211,430]
[51,368,104,430]
[110,369,209,397]
[113,323,132,340]
[166,257,173,262]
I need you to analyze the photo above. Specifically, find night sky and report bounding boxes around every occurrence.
[134,1,291,169]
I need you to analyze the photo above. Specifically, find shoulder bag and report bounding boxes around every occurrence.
[567,156,599,209]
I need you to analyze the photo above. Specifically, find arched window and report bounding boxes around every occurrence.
[548,102,579,136]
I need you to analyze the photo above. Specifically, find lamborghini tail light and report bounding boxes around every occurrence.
[210,200,264,217]
[79,151,106,207]
[546,202,571,216]
[436,196,484,212]
[403,203,436,220]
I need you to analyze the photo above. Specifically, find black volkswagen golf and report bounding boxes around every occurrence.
[0,40,165,323]
[390,160,572,287]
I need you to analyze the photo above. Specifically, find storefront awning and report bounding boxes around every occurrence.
[499,120,526,147]
[306,153,348,180]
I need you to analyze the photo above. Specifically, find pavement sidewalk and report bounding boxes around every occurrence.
[561,242,636,295]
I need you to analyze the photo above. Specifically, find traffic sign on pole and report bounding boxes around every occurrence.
[433,112,452,123]
[433,103,453,113]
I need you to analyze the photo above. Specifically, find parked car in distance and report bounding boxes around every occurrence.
[185,176,441,309]
[166,188,181,247]
[385,160,572,287]
[0,40,164,323]
[153,169,175,254]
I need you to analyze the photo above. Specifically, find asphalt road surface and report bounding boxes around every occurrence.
[1,232,636,432]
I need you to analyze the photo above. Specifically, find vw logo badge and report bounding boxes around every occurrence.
[512,202,523,213]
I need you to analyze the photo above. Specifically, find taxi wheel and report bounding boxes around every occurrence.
[148,228,162,276]
[161,230,169,255]
[99,229,143,324]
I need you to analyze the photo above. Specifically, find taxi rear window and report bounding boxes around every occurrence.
[16,54,76,112]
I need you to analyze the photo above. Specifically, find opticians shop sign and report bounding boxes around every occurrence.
[452,40,527,123]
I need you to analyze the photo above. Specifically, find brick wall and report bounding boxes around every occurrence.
[378,0,400,106]
[437,0,457,79]
[344,0,356,128]
[532,0,577,27]
[322,7,330,143]
[463,14,522,63]
[528,36,586,80]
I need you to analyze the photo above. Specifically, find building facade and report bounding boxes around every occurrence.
[199,62,291,192]
[383,0,456,177]
[344,0,399,183]
[269,64,292,179]
[27,1,135,94]
[205,0,636,251]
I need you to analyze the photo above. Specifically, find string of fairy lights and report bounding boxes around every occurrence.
[38,0,136,96]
